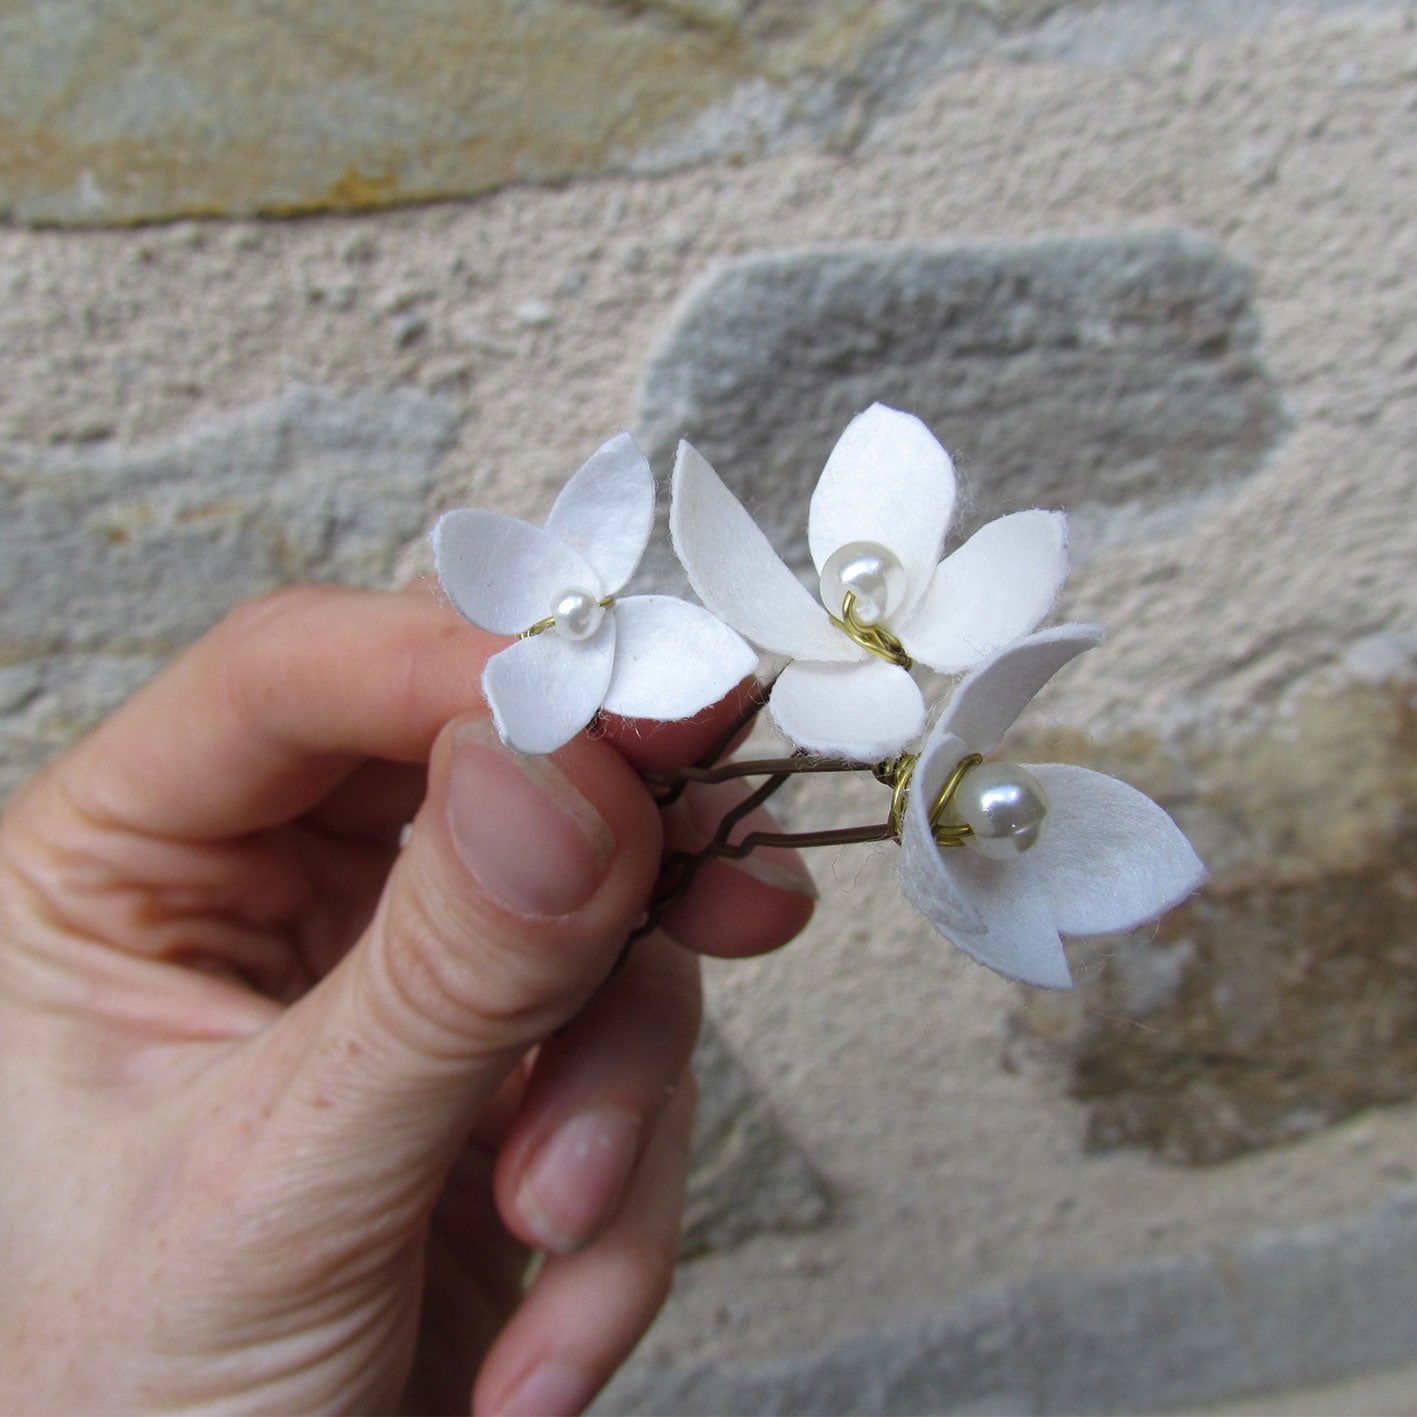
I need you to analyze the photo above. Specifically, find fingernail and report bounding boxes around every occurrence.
[447,721,614,919]
[516,1106,641,1253]
[496,1361,595,1417]
[688,781,818,900]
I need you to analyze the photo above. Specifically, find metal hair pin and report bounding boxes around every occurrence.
[627,698,984,946]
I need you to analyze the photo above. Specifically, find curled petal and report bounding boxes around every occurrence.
[899,511,1070,675]
[670,441,850,661]
[768,658,926,761]
[433,509,600,636]
[481,621,616,755]
[909,724,973,830]
[807,404,957,618]
[601,595,760,721]
[1016,763,1207,936]
[899,730,986,937]
[925,850,1074,990]
[937,623,1103,757]
[544,432,655,596]
[901,719,1072,987]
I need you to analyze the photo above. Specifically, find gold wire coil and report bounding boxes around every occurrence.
[877,751,982,846]
[929,752,983,847]
[877,755,916,838]
[828,592,913,669]
[520,595,615,639]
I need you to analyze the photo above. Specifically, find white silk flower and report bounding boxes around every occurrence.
[433,432,758,755]
[898,624,1207,990]
[670,402,1069,762]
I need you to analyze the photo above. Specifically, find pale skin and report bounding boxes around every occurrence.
[0,585,815,1415]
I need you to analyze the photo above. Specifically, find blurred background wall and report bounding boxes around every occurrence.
[3,2,1417,1410]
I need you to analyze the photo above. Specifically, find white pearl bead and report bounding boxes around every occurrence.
[942,761,1050,859]
[550,586,605,641]
[818,541,907,626]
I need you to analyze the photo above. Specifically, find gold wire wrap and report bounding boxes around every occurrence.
[929,752,983,847]
[828,592,914,668]
[876,750,982,846]
[876,755,916,839]
[520,595,615,639]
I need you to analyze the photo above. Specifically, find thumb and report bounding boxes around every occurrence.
[259,713,664,1183]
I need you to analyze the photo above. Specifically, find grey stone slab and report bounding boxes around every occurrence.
[634,231,1288,587]
[602,1189,1417,1414]
[1,383,458,656]
[1225,1192,1417,1394]
[0,0,1073,227]
[0,384,459,791]
[684,1023,831,1258]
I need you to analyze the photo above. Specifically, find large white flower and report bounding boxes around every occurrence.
[670,403,1069,761]
[433,432,758,755]
[898,624,1206,990]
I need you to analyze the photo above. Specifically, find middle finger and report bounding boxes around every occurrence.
[493,931,701,1255]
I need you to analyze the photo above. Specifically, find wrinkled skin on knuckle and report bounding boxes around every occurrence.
[360,863,581,1069]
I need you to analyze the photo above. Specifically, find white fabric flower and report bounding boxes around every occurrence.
[898,624,1206,990]
[670,403,1069,761]
[433,432,758,754]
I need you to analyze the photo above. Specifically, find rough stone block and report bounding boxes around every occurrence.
[0,0,1065,226]
[1006,633,1417,1164]
[0,384,460,794]
[602,1190,1417,1414]
[684,1023,831,1257]
[634,231,1288,585]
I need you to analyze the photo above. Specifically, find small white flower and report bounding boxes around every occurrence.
[898,624,1207,990]
[670,403,1069,761]
[433,432,758,754]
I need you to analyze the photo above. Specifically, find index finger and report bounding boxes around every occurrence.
[43,584,493,840]
[38,585,764,845]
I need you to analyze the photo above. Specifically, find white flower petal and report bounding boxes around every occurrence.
[481,620,616,754]
[601,595,760,721]
[899,730,986,936]
[433,509,600,636]
[938,623,1104,757]
[899,724,1071,987]
[768,658,926,760]
[899,511,1070,675]
[928,850,1074,990]
[670,440,852,661]
[807,404,957,616]
[544,432,655,596]
[1017,763,1207,936]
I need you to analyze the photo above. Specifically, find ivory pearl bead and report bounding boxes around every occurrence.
[819,541,908,626]
[943,761,1050,859]
[550,587,605,641]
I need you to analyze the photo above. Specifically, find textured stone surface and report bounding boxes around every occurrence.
[0,385,460,793]
[685,1023,831,1257]
[1006,633,1417,1164]
[0,0,1066,227]
[634,231,1288,586]
[604,1189,1417,1414]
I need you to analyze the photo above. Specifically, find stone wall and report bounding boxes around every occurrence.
[5,1,1417,1410]
[0,0,1068,226]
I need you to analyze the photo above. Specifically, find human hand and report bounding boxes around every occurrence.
[0,585,814,1415]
